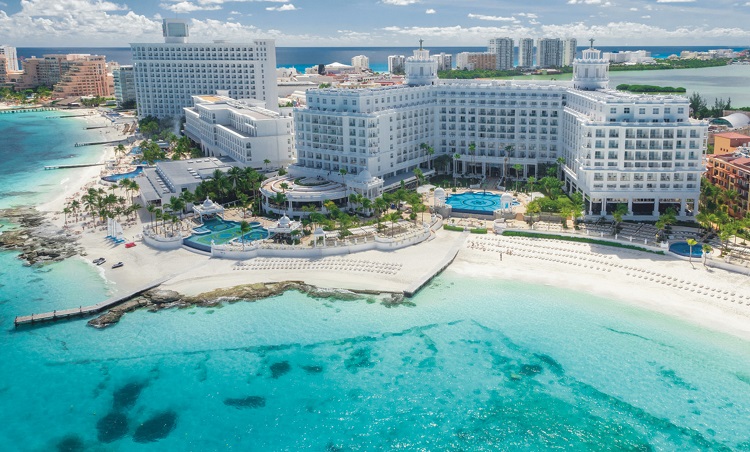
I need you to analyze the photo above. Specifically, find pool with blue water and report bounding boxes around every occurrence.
[183,218,269,252]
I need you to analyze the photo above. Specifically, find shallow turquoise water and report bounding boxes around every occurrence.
[1,269,750,450]
[2,111,750,450]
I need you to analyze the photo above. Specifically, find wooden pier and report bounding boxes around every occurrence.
[403,232,467,297]
[14,277,171,327]
[0,107,57,114]
[75,139,127,147]
[44,163,104,170]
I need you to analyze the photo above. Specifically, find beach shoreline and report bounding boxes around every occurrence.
[19,110,749,342]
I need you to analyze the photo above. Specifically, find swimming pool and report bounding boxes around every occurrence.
[669,241,703,258]
[101,166,143,182]
[445,192,519,215]
[183,218,269,252]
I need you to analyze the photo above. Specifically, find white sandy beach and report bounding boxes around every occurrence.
[31,110,750,342]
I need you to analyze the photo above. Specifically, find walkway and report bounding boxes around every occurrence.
[14,276,172,327]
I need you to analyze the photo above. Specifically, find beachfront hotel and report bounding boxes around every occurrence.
[284,42,707,221]
[131,19,279,119]
[113,65,136,108]
[13,54,112,97]
[183,93,295,168]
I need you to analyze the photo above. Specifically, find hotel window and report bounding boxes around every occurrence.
[639,108,646,114]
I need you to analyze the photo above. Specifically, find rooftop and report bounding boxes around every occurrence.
[714,131,750,139]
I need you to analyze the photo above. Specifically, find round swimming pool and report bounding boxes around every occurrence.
[669,241,703,258]
[445,192,519,215]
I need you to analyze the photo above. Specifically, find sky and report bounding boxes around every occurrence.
[0,0,749,47]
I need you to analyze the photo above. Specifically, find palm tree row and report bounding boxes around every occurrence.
[194,166,264,206]
[697,178,750,255]
[64,185,141,227]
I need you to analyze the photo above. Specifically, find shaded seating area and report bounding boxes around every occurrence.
[192,197,225,224]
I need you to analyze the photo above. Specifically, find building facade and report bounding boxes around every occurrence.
[705,151,750,218]
[488,37,514,70]
[16,54,111,97]
[388,55,406,74]
[537,38,563,68]
[518,38,534,67]
[131,18,278,118]
[291,45,707,221]
[113,65,136,107]
[351,55,369,71]
[184,93,294,169]
[0,45,19,72]
[431,52,452,72]
[713,132,750,155]
[456,52,497,71]
[562,38,577,66]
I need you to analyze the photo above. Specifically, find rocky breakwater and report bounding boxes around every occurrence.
[0,207,82,265]
[88,282,407,329]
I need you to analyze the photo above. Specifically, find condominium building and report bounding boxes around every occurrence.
[562,38,577,66]
[184,93,294,169]
[387,55,406,74]
[0,45,19,72]
[518,38,534,67]
[488,37,514,70]
[16,54,111,97]
[431,52,452,72]
[537,38,563,68]
[113,65,136,107]
[603,50,654,64]
[351,55,369,71]
[456,52,496,71]
[705,151,750,218]
[290,43,707,221]
[131,18,278,119]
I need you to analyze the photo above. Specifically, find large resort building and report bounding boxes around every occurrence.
[131,19,278,118]
[271,42,707,221]
[184,93,295,168]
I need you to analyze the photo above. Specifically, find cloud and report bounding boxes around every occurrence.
[656,0,695,2]
[467,14,519,22]
[381,0,420,5]
[160,2,221,13]
[425,8,435,14]
[266,3,296,11]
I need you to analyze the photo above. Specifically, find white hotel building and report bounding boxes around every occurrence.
[285,44,706,220]
[131,19,278,119]
[184,93,294,169]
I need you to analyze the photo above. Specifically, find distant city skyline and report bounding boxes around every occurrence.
[1,0,750,47]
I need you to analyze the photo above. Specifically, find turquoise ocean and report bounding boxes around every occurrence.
[2,111,750,450]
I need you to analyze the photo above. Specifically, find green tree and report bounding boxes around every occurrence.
[239,220,251,249]
[686,238,698,269]
[701,243,713,267]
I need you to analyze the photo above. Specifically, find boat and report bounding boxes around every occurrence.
[93,257,105,265]
[111,262,124,269]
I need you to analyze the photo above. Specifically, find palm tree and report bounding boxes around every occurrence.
[387,211,401,237]
[413,168,424,189]
[453,153,461,185]
[167,196,186,219]
[339,167,347,184]
[239,220,251,249]
[468,142,476,177]
[70,199,81,222]
[263,159,271,171]
[527,176,537,201]
[686,238,698,269]
[227,166,244,191]
[361,198,373,216]
[513,163,523,192]
[237,193,250,218]
[701,243,713,267]
[146,204,157,229]
[556,156,566,180]
[62,206,71,225]
[279,182,289,192]
[272,192,287,210]
[374,197,388,228]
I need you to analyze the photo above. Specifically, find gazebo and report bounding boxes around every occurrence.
[192,197,225,224]
[268,214,302,242]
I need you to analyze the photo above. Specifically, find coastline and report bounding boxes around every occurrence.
[14,111,748,343]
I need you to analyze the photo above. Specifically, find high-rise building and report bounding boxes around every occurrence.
[488,37,514,70]
[563,38,577,66]
[351,55,369,71]
[113,65,136,107]
[431,52,452,72]
[131,18,278,118]
[518,38,534,67]
[537,38,563,68]
[290,44,706,222]
[456,52,497,71]
[17,54,111,97]
[388,55,406,74]
[0,45,19,72]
